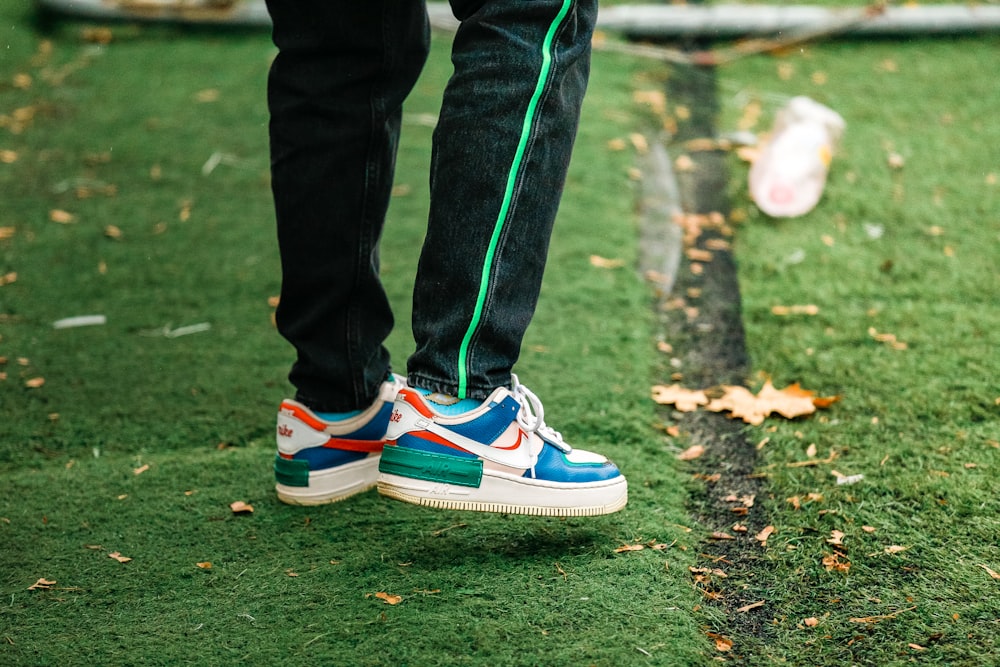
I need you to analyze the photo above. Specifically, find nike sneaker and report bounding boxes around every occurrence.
[274,374,406,505]
[377,375,627,516]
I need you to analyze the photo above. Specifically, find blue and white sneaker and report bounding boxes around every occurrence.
[274,374,406,505]
[377,375,628,516]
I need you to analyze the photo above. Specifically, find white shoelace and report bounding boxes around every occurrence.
[510,374,572,454]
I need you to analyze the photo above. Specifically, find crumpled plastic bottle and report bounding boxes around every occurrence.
[748,96,845,218]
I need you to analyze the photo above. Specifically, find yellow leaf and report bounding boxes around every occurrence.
[196,562,212,569]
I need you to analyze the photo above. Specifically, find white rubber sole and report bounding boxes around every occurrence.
[376,470,628,517]
[275,456,380,506]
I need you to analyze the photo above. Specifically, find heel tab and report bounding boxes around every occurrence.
[396,388,436,418]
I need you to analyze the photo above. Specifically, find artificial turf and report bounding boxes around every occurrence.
[3,1,999,666]
[1,3,710,665]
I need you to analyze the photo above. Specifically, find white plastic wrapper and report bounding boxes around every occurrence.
[749,96,845,218]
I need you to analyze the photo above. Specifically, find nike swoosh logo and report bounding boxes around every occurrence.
[420,420,534,469]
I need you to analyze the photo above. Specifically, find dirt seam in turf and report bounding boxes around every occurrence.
[637,55,776,659]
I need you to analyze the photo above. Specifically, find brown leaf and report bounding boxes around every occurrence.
[108,551,132,563]
[822,552,851,573]
[978,564,1000,580]
[737,600,765,613]
[133,464,150,475]
[0,226,16,239]
[614,544,645,553]
[28,578,57,590]
[804,617,820,627]
[229,501,254,514]
[677,444,705,461]
[104,225,123,240]
[375,591,402,605]
[710,531,735,541]
[884,545,909,555]
[49,209,75,224]
[650,384,708,412]
[589,255,625,270]
[755,525,775,546]
[707,633,733,652]
[195,562,212,569]
[25,377,45,388]
[0,272,18,286]
[827,530,846,546]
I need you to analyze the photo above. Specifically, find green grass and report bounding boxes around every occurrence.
[0,3,709,665]
[714,36,1000,665]
[4,2,1000,665]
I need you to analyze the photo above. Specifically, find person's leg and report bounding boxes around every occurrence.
[267,0,429,413]
[266,0,428,504]
[380,0,627,516]
[407,0,598,399]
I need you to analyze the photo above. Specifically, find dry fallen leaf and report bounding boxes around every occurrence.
[884,545,910,555]
[615,544,645,553]
[755,525,775,546]
[49,209,76,224]
[229,501,254,514]
[978,564,1000,580]
[28,578,57,591]
[108,551,132,563]
[651,384,709,412]
[822,552,851,573]
[589,255,625,269]
[804,617,820,627]
[707,632,733,652]
[677,444,705,461]
[705,379,838,425]
[196,562,212,569]
[133,464,150,475]
[375,591,402,605]
[737,600,765,613]
[25,377,45,388]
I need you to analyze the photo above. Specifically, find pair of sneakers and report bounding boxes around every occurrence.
[274,374,628,516]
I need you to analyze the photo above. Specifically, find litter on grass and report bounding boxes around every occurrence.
[139,322,212,338]
[53,314,107,329]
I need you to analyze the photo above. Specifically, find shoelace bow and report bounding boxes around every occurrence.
[510,374,572,454]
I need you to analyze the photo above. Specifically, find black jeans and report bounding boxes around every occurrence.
[266,0,596,411]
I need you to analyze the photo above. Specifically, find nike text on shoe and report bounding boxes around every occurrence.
[274,374,405,505]
[376,375,627,517]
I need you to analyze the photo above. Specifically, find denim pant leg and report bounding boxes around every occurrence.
[408,0,598,399]
[266,1,430,412]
